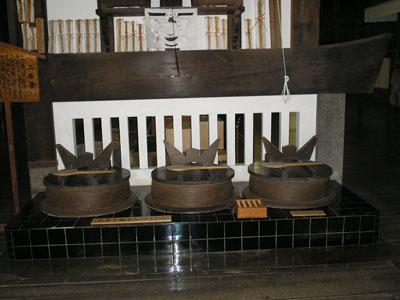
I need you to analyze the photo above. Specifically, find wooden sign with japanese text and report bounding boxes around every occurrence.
[0,42,43,102]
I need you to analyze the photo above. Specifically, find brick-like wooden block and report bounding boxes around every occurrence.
[235,199,268,219]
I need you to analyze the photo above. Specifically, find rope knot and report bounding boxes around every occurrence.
[282,74,290,103]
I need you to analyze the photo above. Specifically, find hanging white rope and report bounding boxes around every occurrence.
[276,0,290,103]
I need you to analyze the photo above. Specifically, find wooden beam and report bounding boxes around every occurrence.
[46,34,391,101]
[97,6,241,16]
[291,0,320,48]
[365,0,400,23]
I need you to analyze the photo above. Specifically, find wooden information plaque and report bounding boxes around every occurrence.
[0,42,42,103]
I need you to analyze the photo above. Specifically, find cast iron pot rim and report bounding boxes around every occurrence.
[43,167,131,188]
[151,166,235,185]
[249,172,331,182]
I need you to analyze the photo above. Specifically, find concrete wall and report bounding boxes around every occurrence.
[316,93,346,183]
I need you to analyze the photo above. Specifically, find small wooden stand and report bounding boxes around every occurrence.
[290,210,326,217]
[91,215,172,226]
[235,199,268,219]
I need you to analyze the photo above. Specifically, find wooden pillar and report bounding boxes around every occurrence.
[4,102,20,214]
[316,94,346,183]
[97,0,115,52]
[227,6,243,49]
[291,0,320,48]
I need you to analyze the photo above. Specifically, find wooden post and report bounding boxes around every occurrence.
[4,102,20,214]
[291,0,320,48]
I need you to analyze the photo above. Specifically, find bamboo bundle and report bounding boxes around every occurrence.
[21,23,30,50]
[131,21,136,51]
[57,20,65,53]
[95,19,100,52]
[25,0,34,24]
[75,19,82,53]
[222,19,227,49]
[31,26,37,50]
[246,18,253,49]
[125,21,129,52]
[17,0,25,23]
[20,23,37,51]
[65,19,73,53]
[214,16,220,49]
[206,16,212,49]
[90,19,98,52]
[257,0,266,48]
[116,18,123,52]
[138,23,144,51]
[48,20,55,53]
[48,18,101,53]
[85,19,91,52]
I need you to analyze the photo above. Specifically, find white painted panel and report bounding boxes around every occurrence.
[208,114,218,163]
[209,114,218,144]
[53,105,76,169]
[119,116,131,169]
[151,0,160,7]
[53,95,319,117]
[261,111,271,158]
[47,0,98,20]
[226,114,236,165]
[280,111,290,149]
[53,94,318,185]
[137,116,148,168]
[182,0,192,7]
[298,94,317,160]
[173,115,183,151]
[101,117,113,165]
[156,115,166,167]
[101,118,112,146]
[191,114,200,149]
[83,118,94,154]
[244,113,254,164]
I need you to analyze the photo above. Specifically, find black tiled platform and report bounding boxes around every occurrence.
[5,182,379,260]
